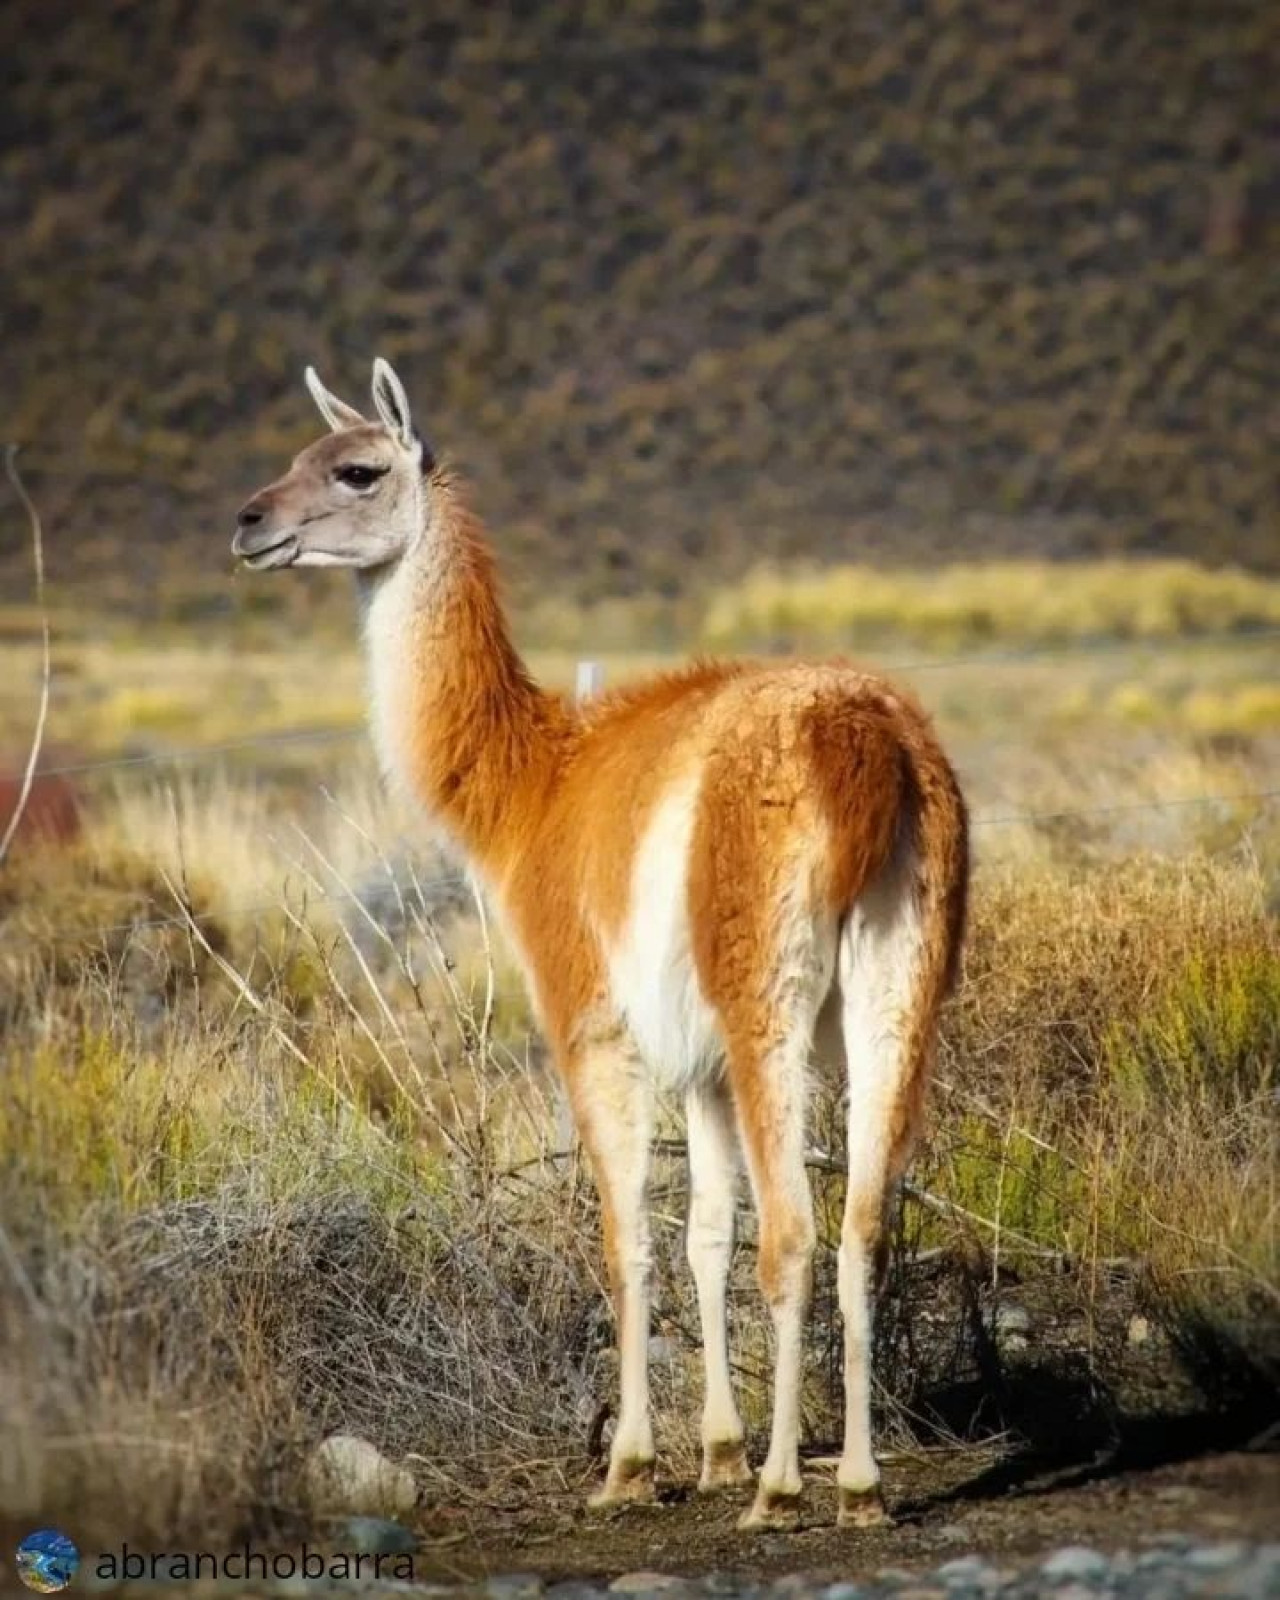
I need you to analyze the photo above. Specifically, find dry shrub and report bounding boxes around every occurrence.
[919,853,1277,1395]
[0,1016,612,1547]
[1,765,1277,1544]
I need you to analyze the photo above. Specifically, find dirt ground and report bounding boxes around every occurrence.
[411,1450,1280,1584]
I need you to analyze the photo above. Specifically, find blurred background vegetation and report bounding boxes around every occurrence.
[2,0,1278,619]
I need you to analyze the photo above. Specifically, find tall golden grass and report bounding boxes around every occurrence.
[5,561,1276,766]
[1,718,1276,1546]
[701,560,1280,652]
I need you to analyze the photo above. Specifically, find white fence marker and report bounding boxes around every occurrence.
[575,659,604,700]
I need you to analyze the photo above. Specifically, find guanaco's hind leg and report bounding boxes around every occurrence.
[727,1020,819,1530]
[833,868,926,1530]
[570,1033,658,1507]
[685,1080,752,1490]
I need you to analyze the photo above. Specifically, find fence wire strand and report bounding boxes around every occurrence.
[3,629,1277,950]
[10,787,1276,951]
[6,622,1279,786]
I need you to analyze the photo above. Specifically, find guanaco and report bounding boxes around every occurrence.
[234,360,968,1530]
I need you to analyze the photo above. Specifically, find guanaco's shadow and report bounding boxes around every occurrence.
[891,1347,1279,1520]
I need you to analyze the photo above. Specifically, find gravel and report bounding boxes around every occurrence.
[78,1539,1280,1596]
[469,1545,1280,1600]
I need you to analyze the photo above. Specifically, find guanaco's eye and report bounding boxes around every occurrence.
[336,464,385,489]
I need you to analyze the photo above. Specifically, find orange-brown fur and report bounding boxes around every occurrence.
[397,479,967,1076]
[395,478,970,1350]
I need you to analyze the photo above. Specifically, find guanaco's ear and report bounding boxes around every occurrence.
[371,357,417,453]
[304,366,367,433]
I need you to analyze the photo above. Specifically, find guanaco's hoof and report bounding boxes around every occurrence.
[698,1439,753,1492]
[588,1458,657,1510]
[738,1484,803,1531]
[837,1484,893,1529]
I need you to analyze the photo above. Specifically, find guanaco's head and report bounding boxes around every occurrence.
[233,359,429,572]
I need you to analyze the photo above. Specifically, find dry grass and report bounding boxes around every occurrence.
[702,560,1280,653]
[3,559,1279,764]
[0,630,1277,1548]
[0,794,597,1545]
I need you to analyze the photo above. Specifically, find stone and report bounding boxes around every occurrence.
[610,1575,685,1593]
[1141,1530,1193,1549]
[1040,1546,1110,1583]
[821,1585,864,1600]
[336,1514,418,1555]
[1186,1542,1249,1571]
[1127,1314,1152,1345]
[307,1431,418,1516]
[1234,1546,1280,1595]
[936,1555,1000,1587]
[995,1303,1031,1337]
[935,1522,973,1544]
[485,1576,546,1600]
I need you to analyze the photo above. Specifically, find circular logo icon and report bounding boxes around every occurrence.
[15,1530,80,1594]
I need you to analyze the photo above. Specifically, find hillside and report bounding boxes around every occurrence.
[2,0,1278,609]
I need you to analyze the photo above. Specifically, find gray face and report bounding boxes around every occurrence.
[233,423,422,572]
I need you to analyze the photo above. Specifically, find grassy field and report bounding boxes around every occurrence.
[4,557,1280,756]
[0,567,1277,1552]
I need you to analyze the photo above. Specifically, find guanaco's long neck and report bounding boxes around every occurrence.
[359,476,572,875]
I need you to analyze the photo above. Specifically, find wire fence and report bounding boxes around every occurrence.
[6,622,1279,787]
[880,623,1280,675]
[15,785,1277,951]
[14,724,362,781]
[4,634,1278,952]
[36,875,473,947]
[968,786,1280,829]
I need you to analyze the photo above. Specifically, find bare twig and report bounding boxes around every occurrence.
[157,868,313,1074]
[0,1217,47,1323]
[277,897,470,1160]
[0,445,52,867]
[470,872,496,1062]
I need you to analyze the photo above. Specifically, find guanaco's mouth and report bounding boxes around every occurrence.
[232,529,300,570]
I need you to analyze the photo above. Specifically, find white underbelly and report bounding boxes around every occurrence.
[604,778,724,1092]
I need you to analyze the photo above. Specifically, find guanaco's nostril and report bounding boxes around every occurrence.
[237,505,264,528]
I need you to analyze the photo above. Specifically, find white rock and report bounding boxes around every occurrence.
[1186,1542,1249,1571]
[1127,1314,1151,1345]
[609,1573,684,1592]
[936,1555,999,1585]
[485,1576,544,1600]
[306,1433,417,1516]
[1040,1545,1109,1582]
[995,1303,1031,1336]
